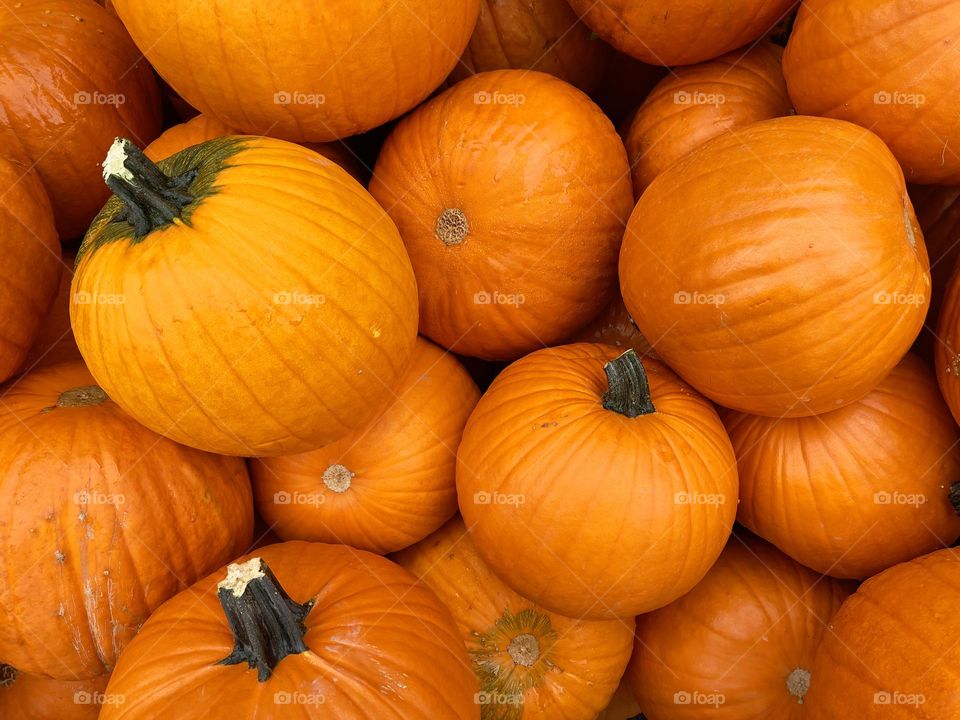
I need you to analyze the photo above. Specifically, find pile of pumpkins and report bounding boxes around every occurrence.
[1,0,959,718]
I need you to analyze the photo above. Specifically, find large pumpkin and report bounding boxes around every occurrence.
[71,136,418,456]
[629,534,851,719]
[0,362,253,679]
[784,0,960,185]
[457,344,738,620]
[0,667,109,720]
[100,542,479,719]
[370,70,633,360]
[252,337,480,553]
[111,0,479,142]
[621,116,929,417]
[0,0,161,239]
[394,517,635,719]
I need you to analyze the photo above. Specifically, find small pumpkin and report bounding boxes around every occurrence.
[457,344,738,620]
[0,362,254,679]
[0,667,109,720]
[71,136,418,456]
[629,534,851,719]
[621,116,930,417]
[19,250,81,374]
[100,542,479,719]
[394,517,635,719]
[370,70,633,360]
[566,293,655,358]
[252,337,480,553]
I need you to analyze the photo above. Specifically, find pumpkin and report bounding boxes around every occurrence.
[251,337,480,553]
[566,293,655,358]
[19,250,81,374]
[0,361,254,679]
[621,116,930,417]
[99,542,479,719]
[0,667,109,720]
[727,353,960,580]
[0,0,161,239]
[566,0,798,66]
[804,548,960,717]
[370,70,633,361]
[0,150,61,382]
[784,0,960,185]
[624,42,792,197]
[111,0,480,142]
[394,516,635,718]
[450,0,611,93]
[71,136,418,457]
[457,344,738,620]
[629,534,852,719]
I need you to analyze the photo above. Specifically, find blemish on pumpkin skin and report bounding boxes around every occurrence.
[54,550,66,563]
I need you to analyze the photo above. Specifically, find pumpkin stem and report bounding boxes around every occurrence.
[602,349,656,417]
[435,208,470,245]
[507,633,540,667]
[950,482,960,516]
[216,557,313,682]
[0,664,16,688]
[786,667,811,703]
[322,464,354,493]
[101,138,198,237]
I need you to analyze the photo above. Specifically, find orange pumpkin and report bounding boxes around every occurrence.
[629,534,851,719]
[621,116,930,417]
[395,517,635,718]
[100,542,479,719]
[19,249,81,374]
[566,293,655,358]
[252,338,480,553]
[370,70,633,361]
[457,345,738,620]
[71,136,418,456]
[784,0,960,184]
[624,43,792,197]
[0,667,109,720]
[0,362,253,679]
[0,0,161,239]
[111,0,479,142]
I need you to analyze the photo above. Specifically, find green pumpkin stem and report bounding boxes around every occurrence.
[950,482,960,516]
[602,349,656,417]
[216,557,313,682]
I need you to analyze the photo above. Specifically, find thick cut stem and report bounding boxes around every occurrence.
[435,208,470,245]
[602,349,656,417]
[507,633,540,667]
[786,667,811,703]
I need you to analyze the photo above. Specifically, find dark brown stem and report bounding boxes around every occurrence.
[602,349,656,417]
[950,482,960,516]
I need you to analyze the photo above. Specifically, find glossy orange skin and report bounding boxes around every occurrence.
[100,541,479,720]
[784,0,960,185]
[0,671,108,720]
[19,249,81,373]
[625,43,792,197]
[457,343,738,620]
[566,293,656,358]
[395,517,635,719]
[0,362,253,679]
[251,338,480,553]
[804,548,960,718]
[0,0,161,239]
[111,0,479,142]
[621,116,930,417]
[370,71,633,361]
[567,0,797,66]
[629,535,851,719]
[727,354,960,580]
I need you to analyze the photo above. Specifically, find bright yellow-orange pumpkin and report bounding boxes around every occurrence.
[0,667,109,720]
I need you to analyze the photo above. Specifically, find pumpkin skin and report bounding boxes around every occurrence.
[624,43,792,197]
[99,542,479,719]
[394,517,635,719]
[19,249,81,373]
[629,535,851,719]
[457,344,738,620]
[111,0,479,142]
[370,70,633,361]
[71,136,418,456]
[0,362,253,679]
[566,293,655,358]
[933,260,960,424]
[784,0,960,185]
[251,337,480,553]
[0,668,109,720]
[0,0,161,239]
[621,116,930,417]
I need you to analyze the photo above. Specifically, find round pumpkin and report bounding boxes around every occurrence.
[457,344,738,620]
[0,361,253,679]
[784,0,960,185]
[370,70,633,360]
[566,293,655,358]
[621,116,930,417]
[0,667,109,720]
[71,136,418,456]
[19,249,81,374]
[0,0,161,239]
[100,542,479,719]
[629,534,852,719]
[624,42,792,197]
[567,0,797,66]
[394,516,635,718]
[111,0,480,142]
[251,337,480,553]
